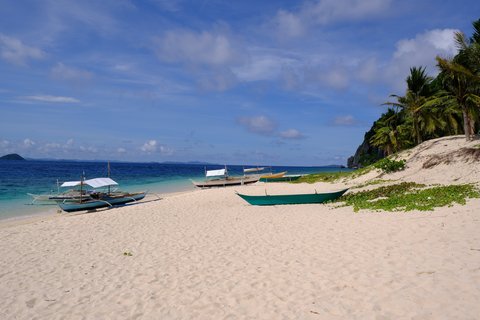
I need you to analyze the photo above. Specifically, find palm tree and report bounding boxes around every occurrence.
[370,109,410,155]
[384,67,434,145]
[435,27,480,140]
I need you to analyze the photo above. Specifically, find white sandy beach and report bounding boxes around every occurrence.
[1,136,480,319]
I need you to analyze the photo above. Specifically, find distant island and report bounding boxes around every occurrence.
[0,153,25,161]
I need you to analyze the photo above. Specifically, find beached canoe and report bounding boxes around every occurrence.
[192,175,259,188]
[236,188,348,206]
[259,171,287,179]
[259,175,301,182]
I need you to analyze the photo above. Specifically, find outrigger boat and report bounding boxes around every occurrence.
[192,167,259,188]
[28,179,93,204]
[243,167,287,179]
[236,188,348,206]
[55,177,146,213]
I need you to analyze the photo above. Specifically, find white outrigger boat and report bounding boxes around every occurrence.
[192,167,259,188]
[55,178,146,213]
[28,179,92,204]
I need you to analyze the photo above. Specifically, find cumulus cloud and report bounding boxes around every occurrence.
[140,140,173,155]
[333,115,357,126]
[154,29,242,67]
[22,95,80,103]
[117,147,126,153]
[237,116,277,135]
[23,138,36,148]
[279,129,305,139]
[0,139,11,153]
[51,62,93,84]
[386,28,459,91]
[141,140,158,153]
[0,34,45,65]
[269,0,392,39]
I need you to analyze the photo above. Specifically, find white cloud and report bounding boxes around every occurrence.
[51,62,93,83]
[269,0,391,39]
[237,116,277,135]
[333,115,356,126]
[117,147,126,153]
[386,28,459,91]
[304,0,392,25]
[154,29,242,67]
[279,129,305,139]
[141,140,158,153]
[79,146,97,153]
[65,138,74,147]
[141,140,173,155]
[23,95,80,103]
[23,138,36,148]
[272,10,305,38]
[0,139,10,148]
[158,145,174,156]
[0,34,45,65]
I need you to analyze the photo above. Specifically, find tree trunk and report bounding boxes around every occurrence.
[413,115,422,145]
[462,106,471,140]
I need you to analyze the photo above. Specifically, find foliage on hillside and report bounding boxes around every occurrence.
[350,18,480,164]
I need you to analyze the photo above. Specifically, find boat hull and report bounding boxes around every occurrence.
[236,189,348,206]
[192,176,259,188]
[259,175,301,182]
[57,192,146,212]
[259,171,287,179]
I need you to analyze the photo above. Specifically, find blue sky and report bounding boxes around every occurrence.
[1,0,479,165]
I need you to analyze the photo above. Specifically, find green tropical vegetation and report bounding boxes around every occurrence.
[357,18,480,165]
[337,183,480,212]
[373,158,406,173]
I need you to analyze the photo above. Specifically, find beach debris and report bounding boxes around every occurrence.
[123,251,133,256]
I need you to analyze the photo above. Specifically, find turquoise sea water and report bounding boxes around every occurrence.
[0,160,350,220]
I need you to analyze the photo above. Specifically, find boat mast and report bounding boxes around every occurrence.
[107,161,111,195]
[80,174,83,203]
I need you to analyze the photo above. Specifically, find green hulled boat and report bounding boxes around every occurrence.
[259,175,301,182]
[236,188,348,206]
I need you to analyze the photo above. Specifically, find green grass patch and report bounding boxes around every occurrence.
[351,179,391,189]
[339,182,480,212]
[294,171,353,183]
[294,166,375,184]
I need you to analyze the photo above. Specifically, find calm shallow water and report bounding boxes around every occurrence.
[0,160,349,220]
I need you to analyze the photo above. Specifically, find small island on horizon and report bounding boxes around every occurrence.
[0,153,25,161]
